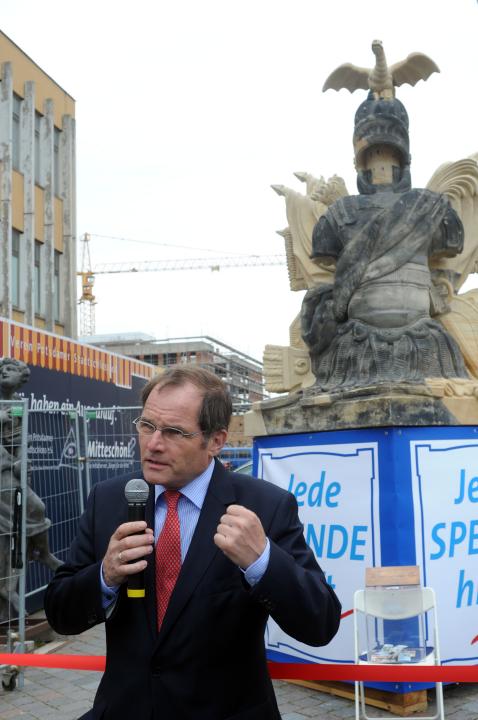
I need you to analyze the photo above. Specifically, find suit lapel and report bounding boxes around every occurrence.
[155,461,236,644]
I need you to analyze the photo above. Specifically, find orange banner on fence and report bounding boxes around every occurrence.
[0,654,477,682]
[1,317,155,388]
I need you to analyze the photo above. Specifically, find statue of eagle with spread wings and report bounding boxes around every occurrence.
[323,39,439,99]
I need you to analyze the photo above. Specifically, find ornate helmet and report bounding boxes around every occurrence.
[353,92,411,194]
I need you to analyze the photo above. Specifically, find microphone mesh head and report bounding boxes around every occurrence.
[124,478,149,503]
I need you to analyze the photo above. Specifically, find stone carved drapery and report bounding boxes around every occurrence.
[303,186,468,389]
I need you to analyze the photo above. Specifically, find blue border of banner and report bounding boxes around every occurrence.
[254,425,478,692]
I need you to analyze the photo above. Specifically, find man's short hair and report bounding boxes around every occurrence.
[141,366,232,436]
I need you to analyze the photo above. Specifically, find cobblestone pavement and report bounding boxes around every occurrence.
[1,623,477,719]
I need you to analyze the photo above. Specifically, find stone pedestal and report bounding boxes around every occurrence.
[245,381,478,438]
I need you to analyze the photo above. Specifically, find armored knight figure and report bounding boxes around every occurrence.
[301,92,469,390]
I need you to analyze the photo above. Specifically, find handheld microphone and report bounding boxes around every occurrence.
[124,478,150,598]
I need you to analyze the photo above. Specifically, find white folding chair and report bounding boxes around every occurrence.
[353,585,445,720]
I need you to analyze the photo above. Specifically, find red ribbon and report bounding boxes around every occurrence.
[0,654,106,671]
[267,662,478,682]
[0,654,477,681]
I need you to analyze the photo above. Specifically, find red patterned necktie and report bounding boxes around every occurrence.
[156,489,181,630]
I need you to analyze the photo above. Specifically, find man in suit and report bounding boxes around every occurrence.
[45,366,341,720]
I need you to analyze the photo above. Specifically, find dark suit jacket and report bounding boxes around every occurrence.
[44,460,341,720]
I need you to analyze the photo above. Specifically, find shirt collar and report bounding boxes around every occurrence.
[154,458,215,510]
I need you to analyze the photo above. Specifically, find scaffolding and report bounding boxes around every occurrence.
[85,335,267,413]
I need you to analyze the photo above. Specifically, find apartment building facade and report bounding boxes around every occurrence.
[0,31,76,337]
[86,333,267,414]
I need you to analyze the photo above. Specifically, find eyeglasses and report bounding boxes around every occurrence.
[132,416,203,441]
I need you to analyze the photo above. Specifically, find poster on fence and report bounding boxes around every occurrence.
[256,434,381,663]
[0,316,155,614]
[411,437,478,665]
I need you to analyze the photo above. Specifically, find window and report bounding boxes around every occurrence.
[163,353,177,366]
[12,94,21,169]
[54,250,61,321]
[11,230,21,308]
[53,127,61,194]
[142,354,159,366]
[34,112,42,185]
[34,241,42,314]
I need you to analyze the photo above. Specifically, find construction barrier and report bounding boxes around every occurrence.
[82,405,141,496]
[0,399,29,690]
[26,408,83,605]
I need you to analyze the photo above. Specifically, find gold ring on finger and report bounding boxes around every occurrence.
[118,551,123,562]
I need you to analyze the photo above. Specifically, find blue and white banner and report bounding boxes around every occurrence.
[411,438,478,665]
[257,435,381,663]
[255,426,478,670]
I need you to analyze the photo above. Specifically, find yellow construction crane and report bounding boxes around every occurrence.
[77,233,287,336]
[78,233,97,335]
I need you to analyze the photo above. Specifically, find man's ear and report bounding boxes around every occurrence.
[208,429,228,457]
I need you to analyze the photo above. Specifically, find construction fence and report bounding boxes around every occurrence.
[0,403,141,687]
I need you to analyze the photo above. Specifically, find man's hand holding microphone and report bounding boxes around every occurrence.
[102,479,154,594]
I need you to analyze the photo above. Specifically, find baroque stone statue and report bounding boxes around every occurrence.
[0,357,62,622]
[302,91,468,390]
[263,41,478,400]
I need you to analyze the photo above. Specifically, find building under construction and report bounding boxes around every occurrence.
[85,333,267,415]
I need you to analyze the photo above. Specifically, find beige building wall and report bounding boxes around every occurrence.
[0,31,77,337]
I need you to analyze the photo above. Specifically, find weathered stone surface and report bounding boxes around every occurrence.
[245,382,478,436]
[264,43,478,431]
[303,92,468,391]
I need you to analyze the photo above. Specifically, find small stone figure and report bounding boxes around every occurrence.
[0,357,62,622]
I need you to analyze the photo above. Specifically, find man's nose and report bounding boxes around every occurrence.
[145,429,166,450]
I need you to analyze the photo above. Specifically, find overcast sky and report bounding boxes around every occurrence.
[2,0,478,360]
